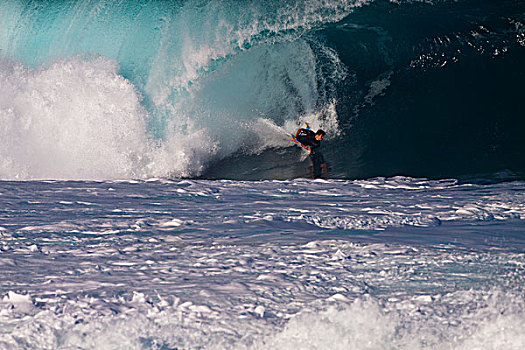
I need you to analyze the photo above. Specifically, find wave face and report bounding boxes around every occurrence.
[0,0,524,180]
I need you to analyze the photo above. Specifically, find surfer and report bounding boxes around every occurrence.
[294,127,325,151]
[293,124,328,178]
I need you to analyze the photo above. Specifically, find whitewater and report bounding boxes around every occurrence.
[1,0,524,349]
[1,178,524,349]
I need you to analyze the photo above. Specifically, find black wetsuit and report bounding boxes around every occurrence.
[295,128,321,150]
[295,128,326,178]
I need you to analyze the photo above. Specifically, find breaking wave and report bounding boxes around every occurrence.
[1,0,524,180]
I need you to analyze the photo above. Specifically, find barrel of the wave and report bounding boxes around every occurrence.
[292,122,328,178]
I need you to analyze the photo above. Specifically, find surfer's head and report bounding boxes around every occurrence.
[315,129,325,141]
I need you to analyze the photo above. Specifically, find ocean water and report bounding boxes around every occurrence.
[1,0,524,180]
[1,178,524,349]
[1,0,524,349]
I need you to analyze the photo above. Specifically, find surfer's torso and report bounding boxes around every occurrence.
[294,128,321,150]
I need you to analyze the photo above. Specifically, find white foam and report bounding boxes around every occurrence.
[1,291,34,314]
[252,291,525,350]
[160,218,184,227]
[0,55,228,180]
[253,299,396,350]
[0,56,151,180]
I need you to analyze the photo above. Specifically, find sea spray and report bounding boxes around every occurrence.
[0,56,152,179]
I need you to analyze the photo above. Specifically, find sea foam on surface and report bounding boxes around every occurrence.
[0,178,524,349]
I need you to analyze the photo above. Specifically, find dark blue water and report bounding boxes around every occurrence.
[329,0,525,180]
[205,0,525,180]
